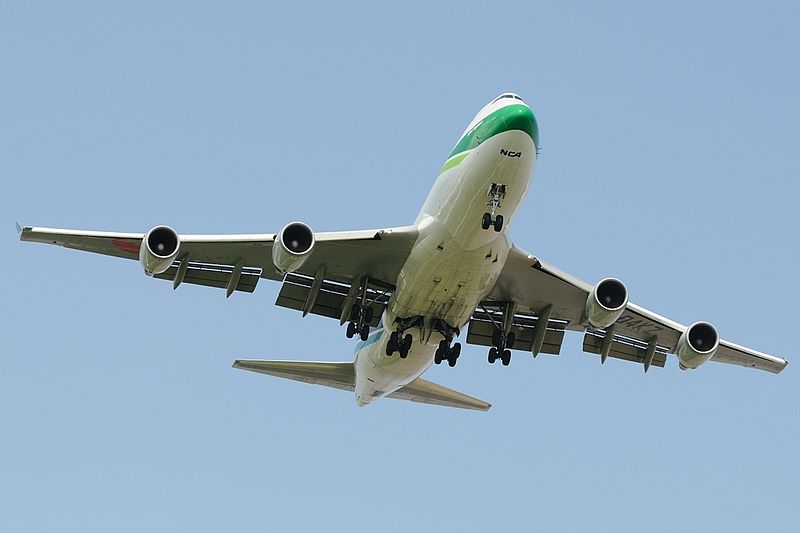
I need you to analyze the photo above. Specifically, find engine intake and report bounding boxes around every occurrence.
[272,221,315,274]
[585,278,629,329]
[140,225,180,275]
[677,321,719,369]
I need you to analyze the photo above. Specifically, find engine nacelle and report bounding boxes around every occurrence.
[139,225,180,276]
[585,278,629,329]
[677,321,719,370]
[272,221,315,274]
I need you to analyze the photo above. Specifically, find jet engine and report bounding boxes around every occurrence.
[272,221,315,274]
[677,321,719,369]
[585,278,629,329]
[140,225,180,275]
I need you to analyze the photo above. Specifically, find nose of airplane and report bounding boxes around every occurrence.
[486,95,539,150]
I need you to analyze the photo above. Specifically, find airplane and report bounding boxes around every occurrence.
[19,92,788,411]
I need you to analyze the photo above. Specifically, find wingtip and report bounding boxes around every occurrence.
[15,222,22,237]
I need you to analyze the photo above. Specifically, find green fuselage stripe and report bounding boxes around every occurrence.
[449,104,539,159]
[440,151,472,173]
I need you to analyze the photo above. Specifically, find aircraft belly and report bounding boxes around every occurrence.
[354,320,438,406]
[391,236,507,327]
[355,129,535,406]
[391,130,530,328]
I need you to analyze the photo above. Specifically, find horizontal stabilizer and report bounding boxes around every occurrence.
[233,359,491,411]
[387,377,491,411]
[233,359,355,392]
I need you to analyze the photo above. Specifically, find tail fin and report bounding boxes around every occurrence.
[233,359,491,411]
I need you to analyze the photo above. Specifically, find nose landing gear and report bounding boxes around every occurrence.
[481,183,506,232]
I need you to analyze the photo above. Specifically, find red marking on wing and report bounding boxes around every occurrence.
[112,238,140,255]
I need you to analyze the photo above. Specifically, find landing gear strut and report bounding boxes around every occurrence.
[486,301,515,366]
[481,183,506,232]
[344,277,376,342]
[488,333,513,366]
[345,303,373,341]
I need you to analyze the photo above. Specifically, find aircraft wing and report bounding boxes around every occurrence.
[481,245,788,373]
[18,225,418,303]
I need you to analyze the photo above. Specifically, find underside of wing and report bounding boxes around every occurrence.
[19,224,418,303]
[480,245,789,373]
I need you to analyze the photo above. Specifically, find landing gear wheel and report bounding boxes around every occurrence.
[494,215,504,232]
[399,334,412,359]
[360,324,370,341]
[451,342,461,357]
[447,342,461,367]
[488,347,498,364]
[481,212,492,230]
[386,331,399,356]
[346,322,356,339]
[364,306,374,323]
[349,304,361,322]
[434,351,443,364]
[506,331,516,349]
[501,349,511,366]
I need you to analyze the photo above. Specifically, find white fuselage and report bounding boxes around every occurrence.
[354,97,537,405]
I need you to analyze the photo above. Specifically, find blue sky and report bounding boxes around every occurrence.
[2,2,798,531]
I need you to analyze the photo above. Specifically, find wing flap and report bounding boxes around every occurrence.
[154,261,261,293]
[466,312,564,355]
[275,273,390,326]
[582,330,668,368]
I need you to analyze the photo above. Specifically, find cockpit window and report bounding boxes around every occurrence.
[492,93,523,104]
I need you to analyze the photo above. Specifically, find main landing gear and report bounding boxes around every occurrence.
[345,303,373,342]
[385,316,423,359]
[488,328,514,366]
[481,183,506,232]
[434,339,462,367]
[385,330,413,358]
